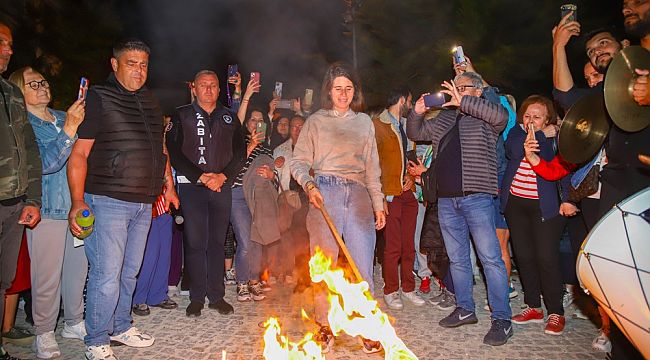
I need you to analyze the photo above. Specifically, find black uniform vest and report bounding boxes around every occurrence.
[85,77,165,203]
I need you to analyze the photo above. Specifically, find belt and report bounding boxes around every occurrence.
[0,195,25,206]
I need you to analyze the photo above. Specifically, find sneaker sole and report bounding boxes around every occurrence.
[483,330,513,346]
[237,297,253,302]
[61,332,85,341]
[544,329,564,336]
[437,304,456,311]
[439,317,478,328]
[252,296,266,301]
[512,318,544,325]
[109,338,154,348]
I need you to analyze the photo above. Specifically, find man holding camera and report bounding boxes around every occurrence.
[166,70,246,318]
[372,86,425,310]
[68,39,176,359]
[406,72,511,346]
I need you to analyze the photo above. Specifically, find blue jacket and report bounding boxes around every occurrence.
[500,125,570,221]
[28,109,77,220]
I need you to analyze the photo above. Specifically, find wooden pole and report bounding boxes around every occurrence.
[316,199,364,282]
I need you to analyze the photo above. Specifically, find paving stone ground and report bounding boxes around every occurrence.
[5,270,606,359]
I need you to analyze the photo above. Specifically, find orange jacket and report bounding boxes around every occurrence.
[372,109,414,197]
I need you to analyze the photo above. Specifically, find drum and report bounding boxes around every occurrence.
[577,187,650,358]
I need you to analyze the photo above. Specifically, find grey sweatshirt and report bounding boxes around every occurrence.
[291,108,384,212]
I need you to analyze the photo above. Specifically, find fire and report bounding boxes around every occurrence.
[262,248,417,359]
[262,317,324,360]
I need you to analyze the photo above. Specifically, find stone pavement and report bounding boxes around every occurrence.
[6,271,606,359]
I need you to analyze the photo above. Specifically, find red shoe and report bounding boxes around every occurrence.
[419,276,431,294]
[512,307,544,324]
[544,314,566,335]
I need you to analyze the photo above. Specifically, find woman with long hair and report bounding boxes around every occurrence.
[291,62,385,354]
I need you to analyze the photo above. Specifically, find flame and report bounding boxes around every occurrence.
[263,317,324,360]
[262,248,417,359]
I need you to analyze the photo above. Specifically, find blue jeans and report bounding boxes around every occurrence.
[307,175,376,324]
[83,194,152,346]
[438,193,511,320]
[231,186,262,283]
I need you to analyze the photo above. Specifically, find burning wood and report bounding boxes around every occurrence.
[262,248,418,359]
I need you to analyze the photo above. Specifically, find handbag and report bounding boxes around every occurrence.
[568,165,599,202]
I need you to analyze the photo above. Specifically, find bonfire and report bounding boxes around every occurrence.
[262,248,418,359]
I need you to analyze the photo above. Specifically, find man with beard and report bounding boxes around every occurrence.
[373,86,425,310]
[551,9,629,112]
[623,0,650,105]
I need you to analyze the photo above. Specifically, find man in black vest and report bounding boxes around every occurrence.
[68,39,178,360]
[166,70,245,317]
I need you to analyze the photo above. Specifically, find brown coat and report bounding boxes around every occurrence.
[373,109,414,197]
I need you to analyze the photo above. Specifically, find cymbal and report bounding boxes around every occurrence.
[559,92,610,165]
[604,46,650,132]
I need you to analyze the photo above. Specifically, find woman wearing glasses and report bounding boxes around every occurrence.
[9,67,87,359]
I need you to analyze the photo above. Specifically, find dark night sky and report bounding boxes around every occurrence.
[1,0,626,112]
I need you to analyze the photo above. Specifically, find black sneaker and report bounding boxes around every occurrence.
[151,299,178,310]
[186,301,203,317]
[132,304,150,316]
[208,299,234,315]
[439,307,478,328]
[483,319,513,346]
[315,326,334,354]
[1,327,34,346]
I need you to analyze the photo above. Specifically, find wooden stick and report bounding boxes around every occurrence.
[316,199,364,282]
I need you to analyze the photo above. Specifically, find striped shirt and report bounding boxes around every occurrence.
[232,137,276,188]
[509,159,539,199]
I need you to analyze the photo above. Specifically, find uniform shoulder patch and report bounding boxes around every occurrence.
[223,114,233,124]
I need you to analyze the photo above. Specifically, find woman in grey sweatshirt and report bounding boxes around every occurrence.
[290,62,385,354]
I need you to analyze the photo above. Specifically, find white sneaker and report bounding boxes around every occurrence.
[33,331,60,359]
[109,327,154,348]
[61,321,87,340]
[592,329,612,352]
[383,292,403,310]
[85,345,118,360]
[401,290,425,306]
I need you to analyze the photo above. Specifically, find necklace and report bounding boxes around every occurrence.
[333,109,349,118]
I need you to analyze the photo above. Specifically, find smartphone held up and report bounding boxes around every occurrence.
[560,4,577,22]
[423,92,448,109]
[78,77,89,101]
[452,45,466,66]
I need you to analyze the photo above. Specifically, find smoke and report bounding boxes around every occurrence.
[127,0,349,112]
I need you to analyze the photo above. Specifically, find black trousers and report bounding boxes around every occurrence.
[505,195,566,315]
[177,184,231,304]
[0,201,25,326]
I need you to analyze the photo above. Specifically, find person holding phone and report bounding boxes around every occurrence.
[8,66,87,359]
[0,21,42,360]
[406,71,511,346]
[371,86,425,310]
[500,95,575,336]
[291,62,385,354]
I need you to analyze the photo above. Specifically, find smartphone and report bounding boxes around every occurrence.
[250,72,260,93]
[227,64,238,78]
[452,46,466,65]
[77,77,89,101]
[256,121,267,135]
[274,81,283,99]
[423,92,447,108]
[304,88,313,106]
[560,4,577,22]
[277,99,292,109]
[405,150,418,164]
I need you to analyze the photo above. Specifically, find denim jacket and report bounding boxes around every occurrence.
[28,109,77,219]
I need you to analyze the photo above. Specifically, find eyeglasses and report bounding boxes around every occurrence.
[455,85,475,92]
[26,80,49,90]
